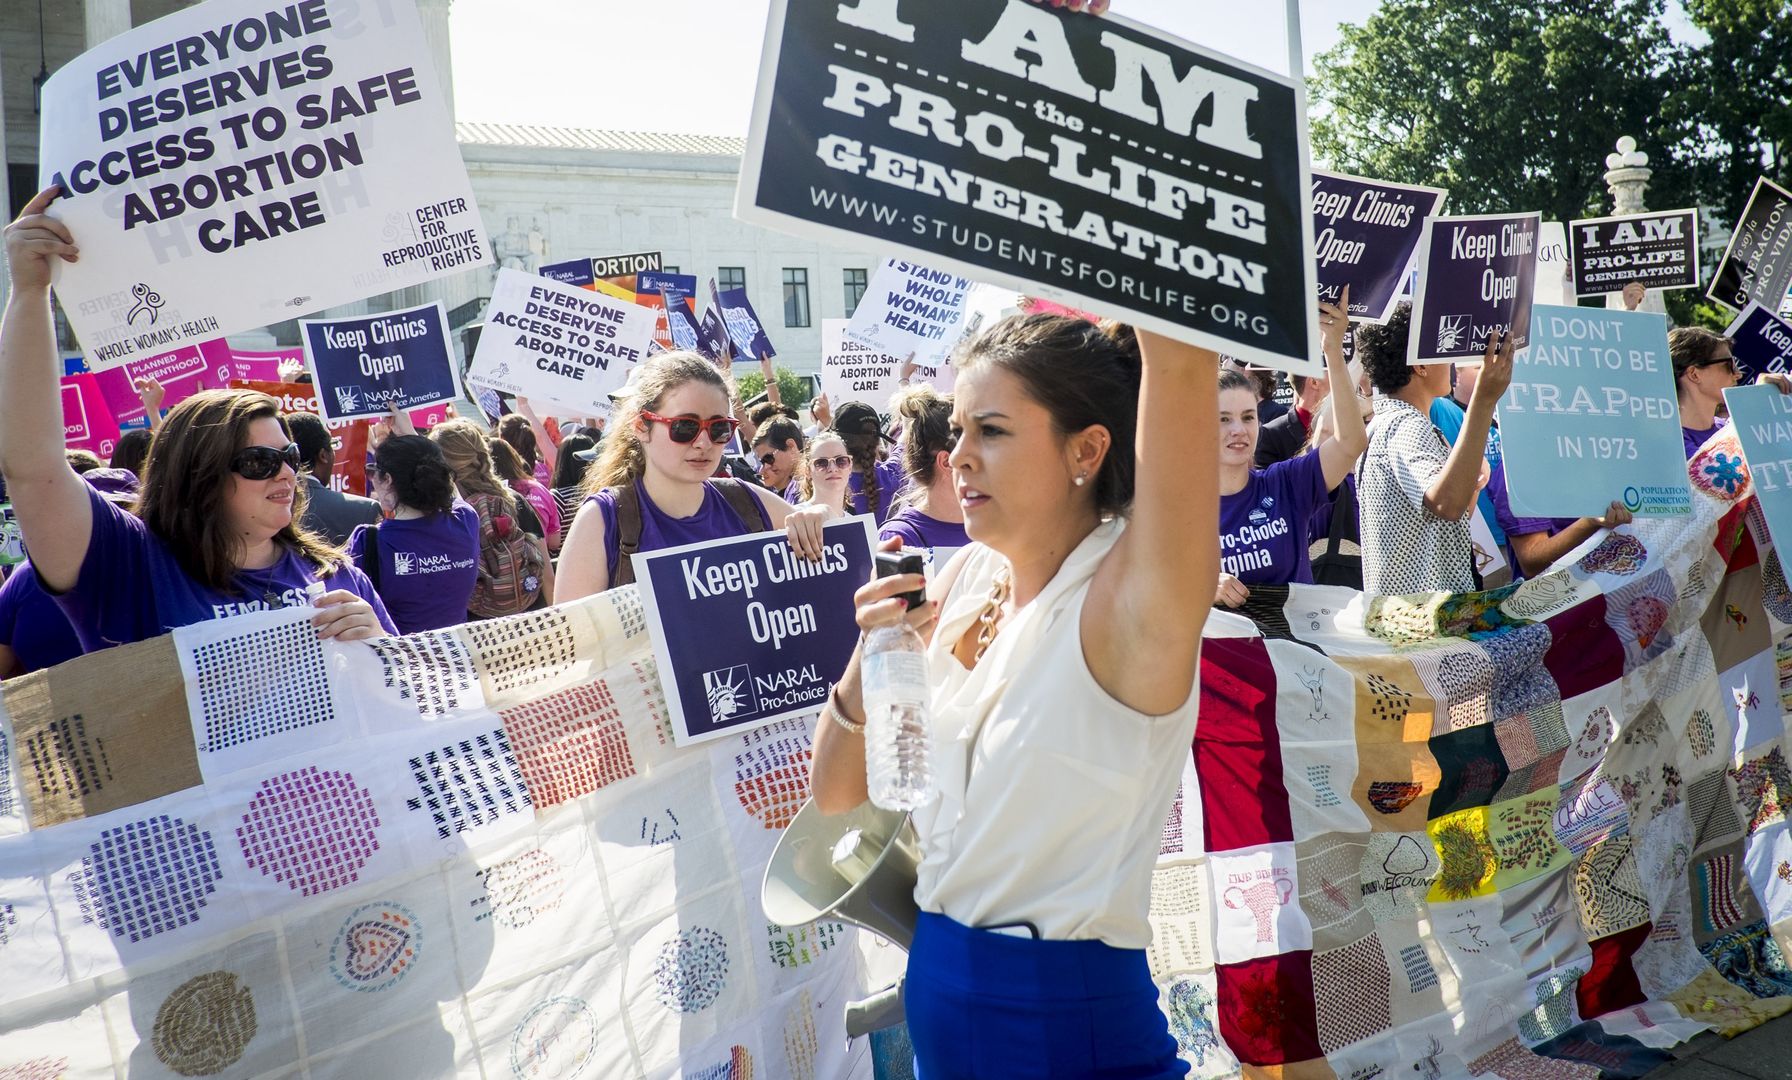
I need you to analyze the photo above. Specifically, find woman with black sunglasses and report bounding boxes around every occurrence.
[556,351,813,599]
[0,189,393,651]
[1670,326,1792,459]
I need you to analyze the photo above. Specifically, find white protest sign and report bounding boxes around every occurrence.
[465,267,657,418]
[845,258,975,367]
[38,0,488,371]
[819,319,904,405]
[1534,222,1571,307]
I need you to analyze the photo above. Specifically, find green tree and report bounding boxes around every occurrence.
[1310,0,1693,227]
[735,365,813,409]
[1667,0,1792,229]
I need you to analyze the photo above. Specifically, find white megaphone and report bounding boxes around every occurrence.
[763,797,921,1037]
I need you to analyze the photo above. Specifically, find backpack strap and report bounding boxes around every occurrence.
[363,525,381,591]
[713,478,769,533]
[609,481,645,588]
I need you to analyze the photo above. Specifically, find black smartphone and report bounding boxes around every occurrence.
[874,549,928,610]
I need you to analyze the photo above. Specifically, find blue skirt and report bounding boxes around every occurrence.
[905,912,1189,1079]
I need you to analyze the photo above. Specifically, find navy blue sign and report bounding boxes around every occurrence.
[641,271,698,309]
[539,257,596,289]
[1409,213,1540,364]
[720,286,777,360]
[1709,177,1792,313]
[1310,171,1446,325]
[697,303,734,363]
[300,301,461,422]
[636,517,876,746]
[1725,302,1792,383]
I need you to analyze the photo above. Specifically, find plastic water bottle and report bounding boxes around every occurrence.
[860,622,935,810]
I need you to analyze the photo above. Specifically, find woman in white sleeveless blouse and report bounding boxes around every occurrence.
[812,313,1220,1078]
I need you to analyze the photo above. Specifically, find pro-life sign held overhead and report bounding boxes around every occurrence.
[738,0,1322,376]
[1309,171,1446,325]
[38,0,488,371]
[635,518,876,746]
[1568,209,1700,298]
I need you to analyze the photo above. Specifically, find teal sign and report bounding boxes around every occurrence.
[1498,305,1692,518]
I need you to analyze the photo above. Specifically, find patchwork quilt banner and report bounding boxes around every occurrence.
[3,428,1791,1078]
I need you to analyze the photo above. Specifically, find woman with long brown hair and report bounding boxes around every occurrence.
[430,418,554,614]
[0,189,391,649]
[556,351,812,599]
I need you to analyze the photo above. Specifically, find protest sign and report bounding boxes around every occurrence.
[819,318,905,404]
[234,378,369,493]
[637,270,698,350]
[60,373,122,457]
[1725,302,1792,383]
[593,250,662,284]
[1708,176,1792,313]
[635,517,876,746]
[539,257,597,289]
[1723,384,1792,550]
[1408,212,1540,364]
[465,267,658,418]
[1534,221,1571,307]
[738,0,1321,375]
[300,300,460,421]
[1497,305,1690,518]
[1309,170,1446,324]
[845,258,975,365]
[718,284,777,359]
[662,293,704,353]
[38,0,487,371]
[1568,208,1700,297]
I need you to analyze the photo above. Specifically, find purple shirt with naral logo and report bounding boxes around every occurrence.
[347,502,481,634]
[1218,450,1329,585]
[49,485,395,652]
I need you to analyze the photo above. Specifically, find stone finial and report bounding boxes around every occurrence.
[1605,136,1649,172]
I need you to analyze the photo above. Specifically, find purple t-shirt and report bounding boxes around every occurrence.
[1683,418,1726,459]
[1218,450,1330,585]
[0,563,83,674]
[880,508,969,557]
[348,503,480,634]
[48,485,396,652]
[588,480,773,585]
[848,458,907,524]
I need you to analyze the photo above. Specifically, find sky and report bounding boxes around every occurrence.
[449,0,1383,138]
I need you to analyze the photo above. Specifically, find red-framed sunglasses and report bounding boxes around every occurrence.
[641,411,740,445]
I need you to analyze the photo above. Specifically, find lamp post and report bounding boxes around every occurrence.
[1603,136,1666,314]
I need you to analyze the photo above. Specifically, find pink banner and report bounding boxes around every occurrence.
[60,372,123,457]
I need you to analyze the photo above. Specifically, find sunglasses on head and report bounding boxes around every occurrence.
[230,442,302,480]
[641,411,740,445]
[811,455,852,471]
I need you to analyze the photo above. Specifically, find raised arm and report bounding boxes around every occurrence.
[1086,331,1220,716]
[1315,290,1368,490]
[759,352,782,408]
[0,188,95,592]
[134,375,166,432]
[513,396,556,453]
[1425,332,1513,521]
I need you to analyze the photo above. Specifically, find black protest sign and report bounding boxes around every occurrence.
[1568,209,1700,297]
[737,0,1320,376]
[1709,177,1792,313]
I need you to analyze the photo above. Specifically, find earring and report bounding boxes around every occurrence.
[1074,474,1087,487]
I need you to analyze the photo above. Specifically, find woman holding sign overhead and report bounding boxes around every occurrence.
[0,189,394,650]
[556,351,811,598]
[809,312,1219,1078]
[1213,291,1366,607]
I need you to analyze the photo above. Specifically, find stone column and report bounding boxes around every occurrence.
[84,0,132,49]
[1603,136,1667,315]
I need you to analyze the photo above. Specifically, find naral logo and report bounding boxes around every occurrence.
[335,385,362,414]
[1436,314,1472,352]
[126,282,165,326]
[393,551,415,576]
[703,665,758,724]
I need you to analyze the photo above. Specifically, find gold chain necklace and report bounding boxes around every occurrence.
[972,565,1012,663]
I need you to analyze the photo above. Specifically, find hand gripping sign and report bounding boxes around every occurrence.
[738,0,1322,376]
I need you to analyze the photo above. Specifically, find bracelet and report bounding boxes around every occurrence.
[827,685,866,735]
